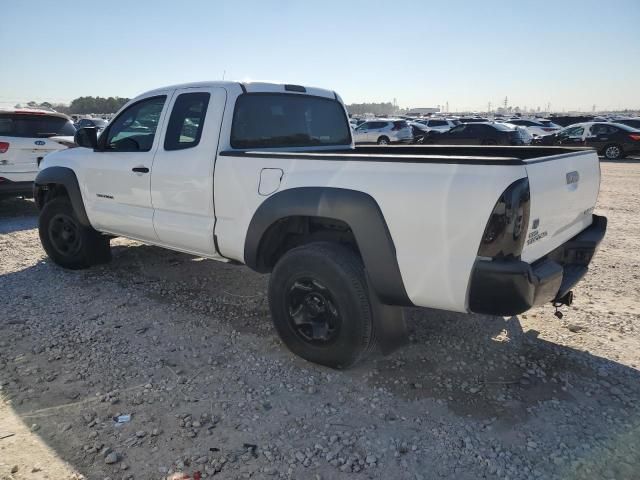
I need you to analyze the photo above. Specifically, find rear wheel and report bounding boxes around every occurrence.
[39,198,111,269]
[377,136,390,145]
[268,242,376,369]
[603,144,624,160]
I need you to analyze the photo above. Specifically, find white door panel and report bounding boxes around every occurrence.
[82,92,172,240]
[151,87,227,257]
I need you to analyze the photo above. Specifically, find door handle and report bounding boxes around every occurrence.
[132,166,149,173]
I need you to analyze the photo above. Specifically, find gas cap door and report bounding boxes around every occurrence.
[258,168,284,196]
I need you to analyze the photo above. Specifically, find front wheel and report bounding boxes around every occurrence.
[377,136,390,145]
[603,144,624,160]
[39,198,111,270]
[268,242,376,369]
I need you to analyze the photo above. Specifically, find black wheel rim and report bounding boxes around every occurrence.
[48,213,82,257]
[286,278,341,345]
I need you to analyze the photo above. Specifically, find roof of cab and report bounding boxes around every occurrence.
[136,81,338,101]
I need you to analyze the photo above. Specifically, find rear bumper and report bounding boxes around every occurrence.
[468,214,607,316]
[0,179,34,197]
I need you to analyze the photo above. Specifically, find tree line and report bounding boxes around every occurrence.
[18,97,406,117]
[16,96,130,115]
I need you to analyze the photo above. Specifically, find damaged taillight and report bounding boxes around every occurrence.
[477,178,530,258]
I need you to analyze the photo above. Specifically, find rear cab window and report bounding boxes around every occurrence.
[231,93,351,149]
[0,113,76,138]
[164,92,210,150]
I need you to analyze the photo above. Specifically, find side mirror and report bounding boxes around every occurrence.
[74,127,98,149]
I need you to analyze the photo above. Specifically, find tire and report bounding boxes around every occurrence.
[268,242,375,369]
[377,136,390,145]
[39,197,111,270]
[603,144,624,160]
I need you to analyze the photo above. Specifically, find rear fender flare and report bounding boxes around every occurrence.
[244,187,411,306]
[34,166,91,226]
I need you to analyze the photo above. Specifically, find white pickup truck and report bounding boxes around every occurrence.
[34,81,607,368]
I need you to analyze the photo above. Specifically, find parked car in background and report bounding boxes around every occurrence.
[0,108,76,198]
[75,117,108,132]
[504,118,561,138]
[353,119,413,145]
[414,118,458,133]
[458,117,489,123]
[532,122,640,160]
[421,122,525,145]
[408,121,429,143]
[612,118,640,130]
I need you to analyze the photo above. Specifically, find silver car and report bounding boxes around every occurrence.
[353,119,413,145]
[415,118,458,133]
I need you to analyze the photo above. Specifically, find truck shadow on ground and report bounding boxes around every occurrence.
[105,242,640,424]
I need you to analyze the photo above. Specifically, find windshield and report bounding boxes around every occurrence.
[231,93,351,149]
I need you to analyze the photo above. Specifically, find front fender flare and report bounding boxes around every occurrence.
[34,166,91,227]
[244,187,411,306]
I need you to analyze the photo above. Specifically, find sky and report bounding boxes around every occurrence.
[1,0,639,112]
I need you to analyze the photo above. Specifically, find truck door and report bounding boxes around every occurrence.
[82,93,171,240]
[150,87,227,257]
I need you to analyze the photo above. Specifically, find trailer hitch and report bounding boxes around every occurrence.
[552,290,574,319]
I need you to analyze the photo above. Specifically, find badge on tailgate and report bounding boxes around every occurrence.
[566,171,580,185]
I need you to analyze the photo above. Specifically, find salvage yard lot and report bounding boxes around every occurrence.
[1,160,640,480]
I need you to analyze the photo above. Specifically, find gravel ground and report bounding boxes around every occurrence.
[1,160,639,480]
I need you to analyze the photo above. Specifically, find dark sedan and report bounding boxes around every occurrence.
[75,118,108,131]
[532,122,640,160]
[421,122,525,145]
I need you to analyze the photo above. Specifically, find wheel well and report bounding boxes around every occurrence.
[256,216,360,271]
[35,183,70,209]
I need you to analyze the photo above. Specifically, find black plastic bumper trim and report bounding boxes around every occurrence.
[469,214,607,316]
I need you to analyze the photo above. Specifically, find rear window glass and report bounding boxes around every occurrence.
[429,120,448,127]
[611,123,637,132]
[392,121,408,129]
[0,114,76,138]
[231,93,351,148]
[164,92,210,151]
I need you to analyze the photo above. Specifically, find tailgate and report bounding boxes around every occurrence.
[521,150,600,263]
[0,137,65,174]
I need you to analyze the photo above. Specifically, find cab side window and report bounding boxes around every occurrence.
[164,92,210,151]
[104,96,166,152]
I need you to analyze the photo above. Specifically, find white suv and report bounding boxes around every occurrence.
[353,119,413,145]
[0,109,75,197]
[504,118,561,138]
[415,118,458,133]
